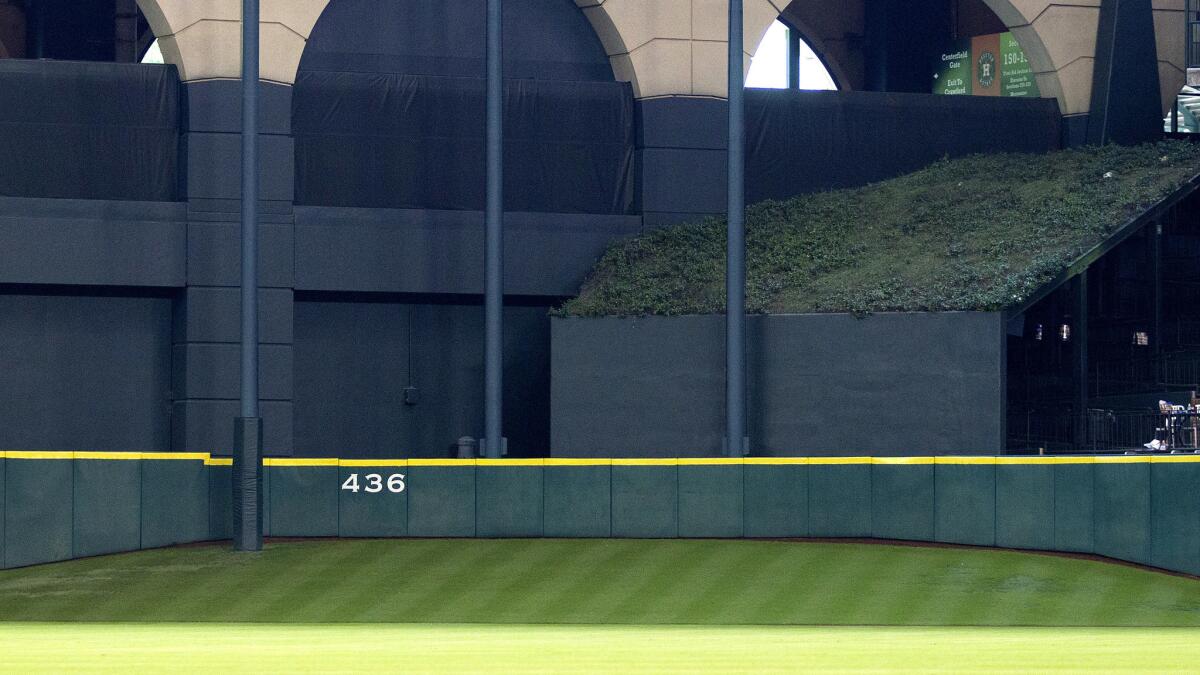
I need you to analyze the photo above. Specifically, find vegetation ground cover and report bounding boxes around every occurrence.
[560,142,1200,316]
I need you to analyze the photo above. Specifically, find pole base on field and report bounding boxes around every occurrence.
[233,416,264,552]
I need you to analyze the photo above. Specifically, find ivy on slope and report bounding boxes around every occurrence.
[559,141,1200,317]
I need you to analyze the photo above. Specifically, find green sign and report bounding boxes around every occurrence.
[933,32,1040,98]
[933,39,972,96]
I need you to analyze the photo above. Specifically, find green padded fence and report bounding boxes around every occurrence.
[2,453,1200,579]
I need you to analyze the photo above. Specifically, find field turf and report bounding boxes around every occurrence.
[1,539,1198,671]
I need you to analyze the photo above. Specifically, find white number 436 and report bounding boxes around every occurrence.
[341,473,406,494]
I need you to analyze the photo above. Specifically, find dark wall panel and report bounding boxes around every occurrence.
[934,465,996,546]
[871,463,934,542]
[407,465,476,537]
[611,465,677,538]
[295,298,551,458]
[552,314,1004,458]
[0,292,173,453]
[743,464,807,538]
[338,465,409,538]
[73,459,141,558]
[678,465,743,538]
[4,459,72,568]
[1150,462,1200,575]
[996,464,1054,551]
[476,465,543,537]
[1093,463,1151,565]
[543,465,611,537]
[1053,463,1094,553]
[140,459,209,549]
[0,60,181,201]
[745,89,1060,204]
[269,466,339,537]
[809,464,871,537]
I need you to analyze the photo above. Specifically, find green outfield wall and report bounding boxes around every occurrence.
[2,453,1198,577]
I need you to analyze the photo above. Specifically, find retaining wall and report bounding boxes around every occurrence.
[2,453,1198,577]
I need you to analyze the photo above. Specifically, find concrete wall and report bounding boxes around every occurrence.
[3,454,1199,581]
[551,313,1007,457]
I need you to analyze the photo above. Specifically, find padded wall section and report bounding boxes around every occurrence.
[294,298,551,458]
[407,465,476,537]
[871,463,934,542]
[73,459,141,558]
[611,465,678,538]
[140,458,209,549]
[3,459,72,568]
[551,313,1005,457]
[743,463,807,538]
[476,465,544,537]
[269,465,339,537]
[293,74,634,214]
[301,0,613,80]
[678,465,743,538]
[934,464,996,547]
[543,465,611,537]
[0,60,181,201]
[0,292,173,453]
[338,465,409,538]
[1093,461,1152,565]
[809,464,872,537]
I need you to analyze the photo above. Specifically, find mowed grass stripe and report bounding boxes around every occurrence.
[1,539,1199,626]
[2,624,1200,672]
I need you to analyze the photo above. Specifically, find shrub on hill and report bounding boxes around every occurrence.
[558,141,1200,317]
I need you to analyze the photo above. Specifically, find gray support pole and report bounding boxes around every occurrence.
[483,0,505,458]
[233,0,263,552]
[726,0,747,457]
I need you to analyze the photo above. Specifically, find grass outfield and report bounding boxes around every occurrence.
[1,539,1199,671]
[1,624,1199,673]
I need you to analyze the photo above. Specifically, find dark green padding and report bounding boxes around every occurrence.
[262,462,272,537]
[1093,463,1151,565]
[4,459,72,568]
[208,464,231,541]
[543,465,610,537]
[611,465,677,538]
[934,464,995,546]
[1053,464,1094,553]
[73,459,140,558]
[269,466,338,537]
[407,466,476,537]
[337,466,408,538]
[678,465,742,538]
[140,458,209,549]
[743,464,807,538]
[871,464,934,541]
[476,466,543,537]
[995,464,1054,551]
[1150,463,1200,575]
[808,465,870,537]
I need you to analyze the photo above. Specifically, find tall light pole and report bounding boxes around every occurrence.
[483,0,505,458]
[726,0,747,457]
[233,0,263,551]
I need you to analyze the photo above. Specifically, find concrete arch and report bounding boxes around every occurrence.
[772,12,852,91]
[579,0,1085,114]
[134,0,328,83]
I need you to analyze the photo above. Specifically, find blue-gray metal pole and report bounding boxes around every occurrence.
[726,0,747,457]
[483,0,504,458]
[233,0,263,552]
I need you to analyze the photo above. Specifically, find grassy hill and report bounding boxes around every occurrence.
[560,141,1200,317]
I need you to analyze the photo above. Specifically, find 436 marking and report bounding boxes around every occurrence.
[341,473,406,494]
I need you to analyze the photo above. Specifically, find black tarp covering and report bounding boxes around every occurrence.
[745,89,1062,203]
[293,72,635,214]
[0,60,182,201]
[300,0,613,81]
